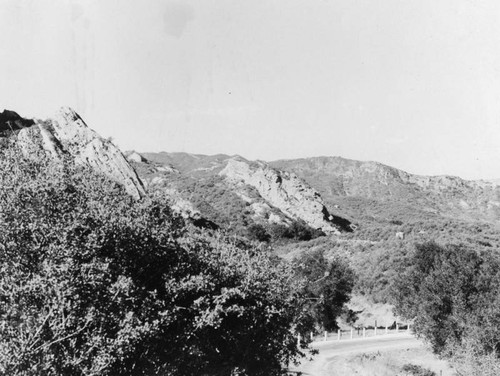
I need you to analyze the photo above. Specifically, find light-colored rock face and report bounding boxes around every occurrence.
[164,189,202,221]
[126,151,147,164]
[220,158,341,234]
[14,107,145,199]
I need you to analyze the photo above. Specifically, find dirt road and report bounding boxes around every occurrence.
[290,333,454,376]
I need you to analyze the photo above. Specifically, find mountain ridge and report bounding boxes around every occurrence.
[4,106,500,234]
[131,151,352,235]
[134,151,500,231]
[269,156,500,223]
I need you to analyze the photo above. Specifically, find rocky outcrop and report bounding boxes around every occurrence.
[3,107,145,199]
[125,151,148,164]
[0,110,35,135]
[219,157,346,234]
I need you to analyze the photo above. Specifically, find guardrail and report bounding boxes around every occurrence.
[298,324,411,345]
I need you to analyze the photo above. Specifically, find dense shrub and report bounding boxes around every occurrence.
[0,144,312,376]
[246,223,271,242]
[393,241,500,371]
[268,221,324,242]
[294,249,355,331]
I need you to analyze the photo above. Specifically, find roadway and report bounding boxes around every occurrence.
[289,333,422,376]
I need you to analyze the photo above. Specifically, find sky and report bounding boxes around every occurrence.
[1,0,500,180]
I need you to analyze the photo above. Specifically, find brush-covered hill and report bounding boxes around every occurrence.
[266,156,500,307]
[270,156,500,224]
[132,152,500,243]
[127,152,353,242]
[5,107,499,325]
[131,152,500,310]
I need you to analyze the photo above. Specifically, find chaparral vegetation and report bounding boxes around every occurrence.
[0,143,353,376]
[393,241,500,375]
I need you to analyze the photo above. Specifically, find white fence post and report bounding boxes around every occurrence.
[337,329,340,340]
[374,326,377,336]
[407,323,410,333]
[297,333,301,347]
[324,331,327,341]
[385,325,388,335]
[362,327,366,338]
[350,329,353,339]
[396,324,399,333]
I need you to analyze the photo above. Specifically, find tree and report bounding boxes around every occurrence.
[393,241,500,360]
[0,143,310,376]
[294,249,355,331]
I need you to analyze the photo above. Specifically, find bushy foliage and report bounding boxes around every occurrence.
[277,209,500,305]
[392,241,500,371]
[0,145,311,376]
[448,340,500,376]
[152,174,325,244]
[246,223,271,242]
[268,221,324,242]
[294,250,355,331]
[158,174,256,235]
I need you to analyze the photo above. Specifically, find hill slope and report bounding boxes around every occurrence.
[129,152,353,239]
[270,156,500,224]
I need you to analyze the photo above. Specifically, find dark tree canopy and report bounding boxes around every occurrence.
[294,249,355,331]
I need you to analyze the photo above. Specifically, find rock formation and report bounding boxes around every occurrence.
[1,107,145,199]
[219,157,344,234]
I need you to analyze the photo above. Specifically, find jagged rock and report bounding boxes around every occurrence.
[219,157,343,234]
[125,151,148,163]
[3,107,145,199]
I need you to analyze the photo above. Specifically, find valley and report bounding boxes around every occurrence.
[128,149,500,310]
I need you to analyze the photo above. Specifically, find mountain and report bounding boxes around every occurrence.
[0,108,145,199]
[6,107,497,240]
[2,109,351,238]
[270,156,500,224]
[131,152,500,307]
[4,107,500,325]
[130,152,353,238]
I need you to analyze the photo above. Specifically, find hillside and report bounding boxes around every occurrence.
[270,156,500,224]
[130,152,353,241]
[132,152,500,307]
[4,108,500,327]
